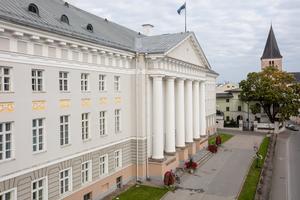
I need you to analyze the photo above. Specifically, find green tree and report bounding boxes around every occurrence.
[239,66,300,123]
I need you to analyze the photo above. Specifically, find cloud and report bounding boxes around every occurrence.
[67,0,300,82]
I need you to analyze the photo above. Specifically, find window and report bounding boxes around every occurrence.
[59,168,72,195]
[226,116,230,121]
[81,161,92,184]
[0,188,16,200]
[0,67,11,92]
[32,178,47,200]
[87,24,93,32]
[114,150,122,169]
[99,75,106,91]
[116,176,122,189]
[81,113,90,141]
[32,69,43,92]
[115,109,121,133]
[60,115,70,146]
[99,111,106,136]
[81,73,89,92]
[226,107,230,111]
[226,99,229,103]
[83,192,92,200]
[32,119,44,152]
[61,15,69,24]
[238,106,242,111]
[28,3,39,15]
[0,122,12,161]
[59,72,69,92]
[99,155,108,176]
[114,76,120,92]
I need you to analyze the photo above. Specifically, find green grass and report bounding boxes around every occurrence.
[113,185,168,200]
[238,137,270,200]
[208,133,234,145]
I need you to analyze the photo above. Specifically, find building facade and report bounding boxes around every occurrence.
[0,0,217,199]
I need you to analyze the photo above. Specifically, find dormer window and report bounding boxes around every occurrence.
[87,24,93,32]
[64,2,69,7]
[28,3,39,15]
[61,15,69,24]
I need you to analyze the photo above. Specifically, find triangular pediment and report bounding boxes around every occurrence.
[166,35,210,68]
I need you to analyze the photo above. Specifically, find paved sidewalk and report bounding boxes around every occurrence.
[163,134,263,200]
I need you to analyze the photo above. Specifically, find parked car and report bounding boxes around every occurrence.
[286,124,299,131]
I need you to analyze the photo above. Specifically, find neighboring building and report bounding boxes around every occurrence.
[289,72,300,83]
[0,0,218,199]
[216,87,257,124]
[261,25,283,71]
[216,82,239,93]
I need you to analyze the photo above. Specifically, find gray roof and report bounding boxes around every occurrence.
[224,88,242,93]
[136,32,190,53]
[261,25,282,59]
[216,93,233,98]
[0,0,192,54]
[289,72,300,83]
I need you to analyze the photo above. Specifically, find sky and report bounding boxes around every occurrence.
[67,0,300,83]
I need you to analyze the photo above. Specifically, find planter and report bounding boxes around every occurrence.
[208,144,218,153]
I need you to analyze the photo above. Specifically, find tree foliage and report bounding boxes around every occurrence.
[239,66,300,123]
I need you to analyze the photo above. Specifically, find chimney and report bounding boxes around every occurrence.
[142,24,154,36]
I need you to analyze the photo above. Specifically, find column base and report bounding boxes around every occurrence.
[148,154,178,181]
[164,151,176,156]
[176,146,189,161]
[196,137,208,151]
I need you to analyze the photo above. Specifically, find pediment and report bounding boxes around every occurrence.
[166,36,209,68]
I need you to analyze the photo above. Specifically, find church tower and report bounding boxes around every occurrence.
[261,25,283,71]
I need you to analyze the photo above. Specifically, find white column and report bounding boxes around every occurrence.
[152,75,164,159]
[165,77,176,153]
[200,81,207,136]
[193,81,200,139]
[175,78,185,147]
[185,79,193,143]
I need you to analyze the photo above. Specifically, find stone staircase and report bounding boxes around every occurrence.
[177,149,213,172]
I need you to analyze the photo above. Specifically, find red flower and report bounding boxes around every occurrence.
[185,159,198,169]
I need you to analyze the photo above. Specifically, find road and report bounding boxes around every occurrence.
[270,123,300,200]
[163,134,263,200]
[288,124,300,200]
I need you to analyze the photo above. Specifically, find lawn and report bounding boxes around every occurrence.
[238,137,270,200]
[113,185,168,200]
[208,133,234,145]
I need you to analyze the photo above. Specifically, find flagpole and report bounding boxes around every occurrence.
[185,2,187,32]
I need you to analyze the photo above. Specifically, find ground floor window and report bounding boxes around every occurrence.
[116,176,122,189]
[32,178,47,200]
[0,188,16,200]
[83,192,92,200]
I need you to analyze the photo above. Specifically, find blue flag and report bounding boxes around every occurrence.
[177,2,186,15]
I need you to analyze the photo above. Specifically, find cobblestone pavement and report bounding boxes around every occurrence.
[163,134,263,200]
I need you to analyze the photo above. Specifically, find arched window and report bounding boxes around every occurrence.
[87,24,93,32]
[61,15,69,24]
[28,3,39,15]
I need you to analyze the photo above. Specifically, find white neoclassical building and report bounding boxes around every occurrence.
[0,0,217,199]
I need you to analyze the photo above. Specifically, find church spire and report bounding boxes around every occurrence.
[261,25,283,71]
[261,25,282,60]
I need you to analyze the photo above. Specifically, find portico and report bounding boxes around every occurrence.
[150,74,207,161]
[142,33,218,181]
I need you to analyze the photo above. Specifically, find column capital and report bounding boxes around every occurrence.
[150,74,165,79]
[165,76,177,80]
[176,77,186,81]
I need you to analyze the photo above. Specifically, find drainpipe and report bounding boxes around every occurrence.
[135,53,139,182]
